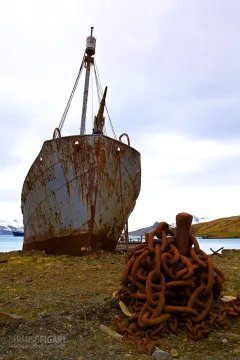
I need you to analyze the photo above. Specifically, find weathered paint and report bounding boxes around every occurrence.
[21,134,141,255]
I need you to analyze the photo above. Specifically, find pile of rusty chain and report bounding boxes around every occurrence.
[114,213,240,355]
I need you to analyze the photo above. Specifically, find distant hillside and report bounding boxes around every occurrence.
[129,222,160,236]
[191,215,240,238]
[129,215,210,237]
[129,215,240,238]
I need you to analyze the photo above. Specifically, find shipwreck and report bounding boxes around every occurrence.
[21,28,141,255]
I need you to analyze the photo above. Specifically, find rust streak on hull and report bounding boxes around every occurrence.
[21,135,141,255]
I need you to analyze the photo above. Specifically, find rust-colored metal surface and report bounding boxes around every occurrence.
[115,213,240,355]
[175,212,192,256]
[21,134,141,255]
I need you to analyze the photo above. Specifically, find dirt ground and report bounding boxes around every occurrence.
[0,248,240,360]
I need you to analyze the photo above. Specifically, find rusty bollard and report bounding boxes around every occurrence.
[175,213,193,256]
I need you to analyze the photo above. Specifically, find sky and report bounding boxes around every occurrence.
[1,0,240,230]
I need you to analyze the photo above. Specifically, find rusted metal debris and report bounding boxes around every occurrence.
[210,247,224,256]
[115,212,240,355]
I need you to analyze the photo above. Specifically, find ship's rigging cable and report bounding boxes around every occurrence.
[91,65,94,130]
[55,53,116,139]
[93,63,107,136]
[94,61,117,140]
[57,55,85,135]
[93,63,102,104]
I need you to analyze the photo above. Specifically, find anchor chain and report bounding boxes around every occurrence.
[114,213,240,355]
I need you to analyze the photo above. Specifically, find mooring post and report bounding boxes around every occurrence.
[175,212,193,256]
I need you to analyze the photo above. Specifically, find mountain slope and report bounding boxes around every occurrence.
[191,215,240,238]
[129,215,240,238]
[129,216,210,236]
[128,222,159,236]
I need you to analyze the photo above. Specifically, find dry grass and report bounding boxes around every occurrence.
[0,249,240,359]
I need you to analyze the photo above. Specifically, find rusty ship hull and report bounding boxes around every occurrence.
[21,134,141,255]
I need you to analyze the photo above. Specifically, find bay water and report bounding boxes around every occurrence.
[0,235,23,252]
[0,234,240,254]
[129,236,240,254]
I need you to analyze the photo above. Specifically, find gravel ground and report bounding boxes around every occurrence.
[0,249,240,360]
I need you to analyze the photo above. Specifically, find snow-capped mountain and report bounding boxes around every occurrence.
[0,219,23,235]
[192,215,211,224]
[168,215,212,229]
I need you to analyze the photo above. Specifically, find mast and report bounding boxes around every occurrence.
[80,27,96,135]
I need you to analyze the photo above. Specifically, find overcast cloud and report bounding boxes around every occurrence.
[0,0,240,229]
